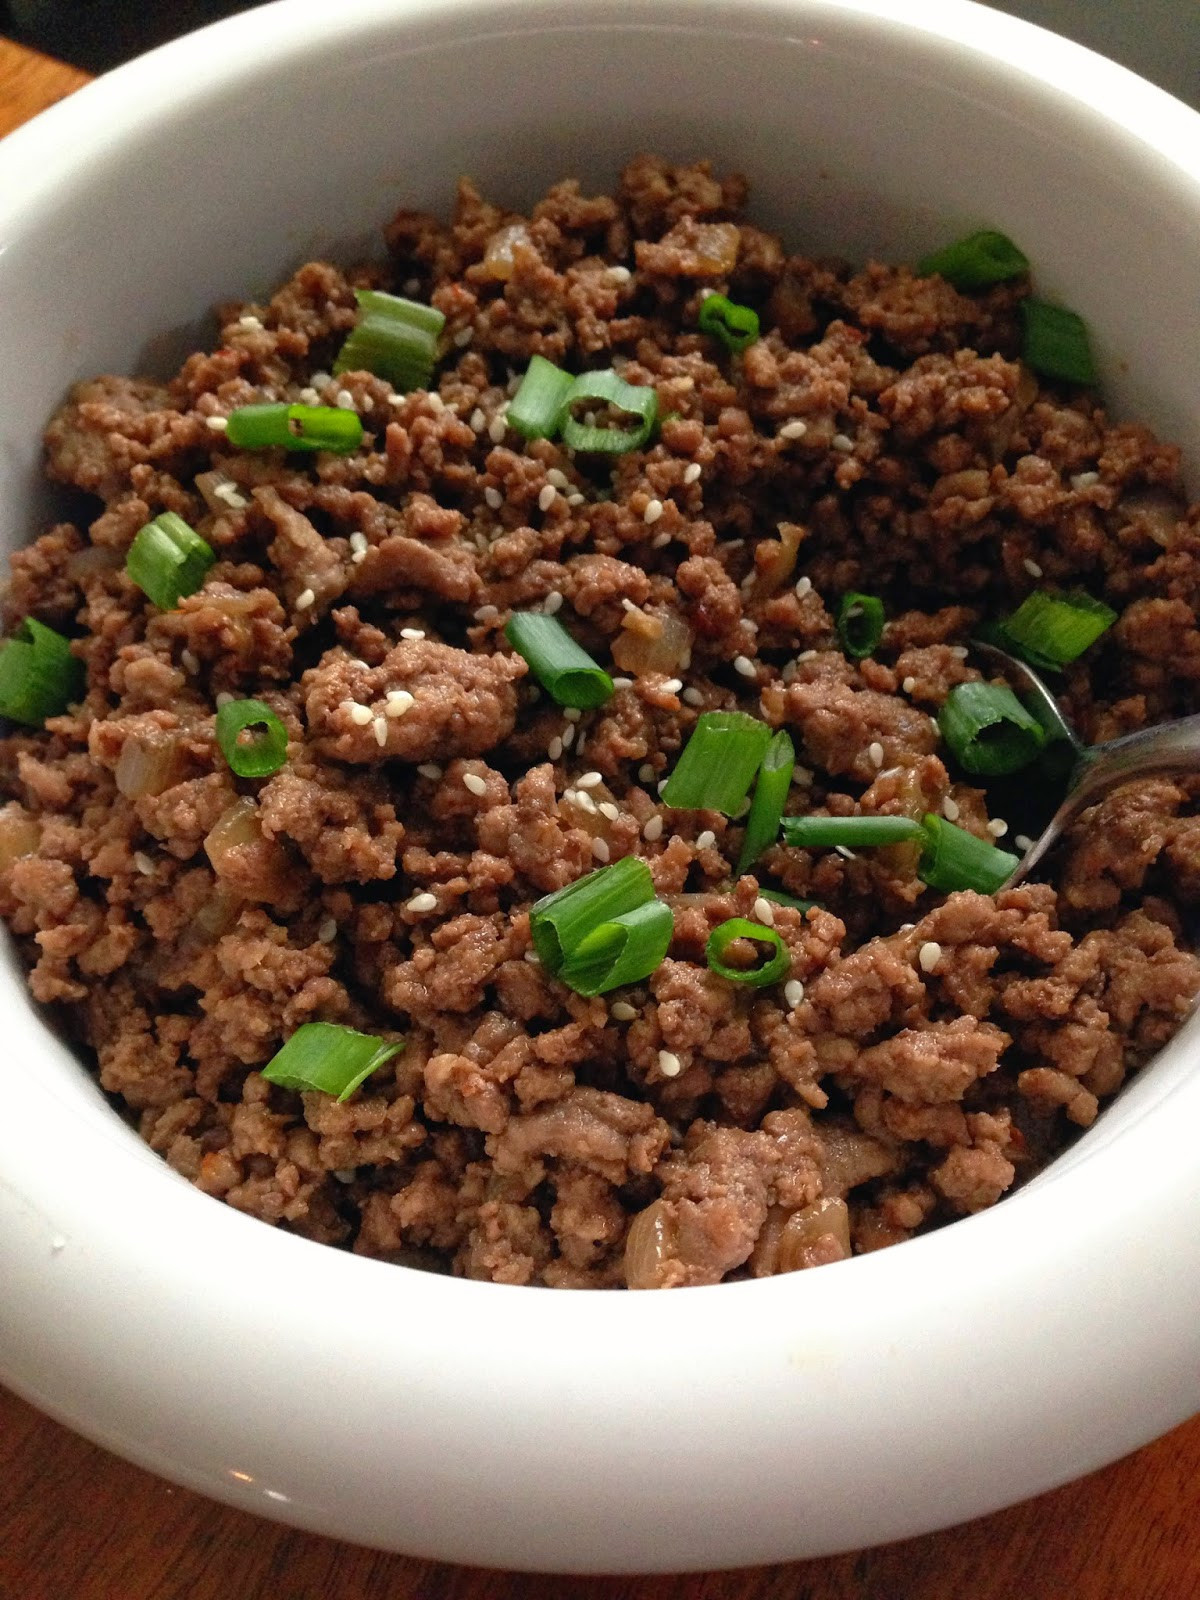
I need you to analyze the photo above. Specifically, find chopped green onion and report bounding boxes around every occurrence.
[225,402,364,454]
[558,899,674,997]
[334,289,445,393]
[938,682,1046,777]
[836,592,885,660]
[529,856,654,974]
[126,512,215,610]
[995,588,1116,671]
[759,888,821,914]
[736,730,795,874]
[215,697,289,778]
[661,711,773,815]
[262,1021,403,1103]
[560,370,658,455]
[0,618,83,726]
[917,230,1029,289]
[1020,300,1097,385]
[781,814,927,848]
[504,613,614,709]
[918,813,1018,895]
[698,292,760,353]
[508,355,575,440]
[705,917,790,987]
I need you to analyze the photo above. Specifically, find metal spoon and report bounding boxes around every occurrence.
[970,639,1200,887]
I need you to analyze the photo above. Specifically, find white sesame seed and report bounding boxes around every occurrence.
[385,690,414,719]
[609,265,632,284]
[548,736,564,761]
[918,940,942,973]
[572,791,598,814]
[643,499,664,525]
[181,649,200,673]
[733,655,757,678]
[426,392,445,412]
[1023,558,1044,578]
[417,763,443,780]
[463,772,488,796]
[546,468,570,490]
[942,796,961,821]
[661,677,683,694]
[598,801,620,822]
[835,845,857,860]
[902,675,917,694]
[310,372,331,388]
[563,707,582,723]
[335,389,356,411]
[205,414,228,433]
[372,716,388,747]
[400,627,425,640]
[987,817,1009,838]
[488,412,508,443]
[577,771,604,789]
[1015,833,1034,852]
[613,678,634,691]
[1070,471,1100,490]
[298,387,320,406]
[785,979,805,1009]
[591,837,611,862]
[638,764,656,784]
[524,948,540,964]
[868,741,885,769]
[542,590,564,616]
[683,462,702,484]
[575,734,587,757]
[295,587,315,612]
[950,644,969,660]
[658,1049,682,1078]
[483,486,503,510]
[562,724,576,749]
[567,493,586,508]
[474,604,499,624]
[792,575,813,600]
[792,766,814,787]
[214,482,248,510]
[682,686,705,707]
[696,830,717,851]
[611,1000,638,1021]
[453,325,474,348]
[406,892,438,913]
[348,702,373,727]
[779,419,808,441]
[753,896,776,926]
[318,917,338,943]
[651,530,672,549]
[470,407,486,432]
[831,432,854,453]
[797,649,818,663]
[642,814,664,842]
[351,548,368,565]
[657,780,669,795]
[215,691,234,708]
[349,531,368,554]
[538,484,557,513]
[133,851,154,875]
[621,598,637,614]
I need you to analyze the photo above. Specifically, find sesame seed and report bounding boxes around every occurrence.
[797,649,818,663]
[298,387,319,406]
[538,484,557,513]
[657,780,669,795]
[215,691,234,708]
[524,948,540,964]
[661,678,683,694]
[902,675,917,694]
[591,837,611,862]
[567,492,586,508]
[609,265,632,284]
[563,707,582,723]
[351,548,368,565]
[385,690,414,718]
[335,389,356,410]
[683,462,702,484]
[470,407,486,432]
[310,371,331,388]
[372,716,388,747]
[417,763,443,780]
[1015,833,1034,852]
[474,604,499,624]
[400,627,425,641]
[835,845,857,860]
[918,940,942,973]
[793,575,812,600]
[779,419,808,440]
[611,1000,638,1021]
[488,412,507,443]
[785,979,805,1009]
[572,791,597,814]
[831,432,854,452]
[214,482,248,509]
[621,598,637,613]
[950,644,969,660]
[868,741,884,769]
[318,917,338,942]
[453,325,474,347]
[651,530,672,549]
[348,702,373,726]
[613,677,633,690]
[133,851,154,875]
[642,815,664,842]
[349,531,368,554]
[1070,471,1100,490]
[575,734,587,756]
[426,392,445,412]
[548,736,564,760]
[205,414,228,433]
[598,801,620,822]
[542,590,564,616]
[658,1050,682,1078]
[463,772,488,796]
[753,896,776,926]
[639,764,656,785]
[733,655,757,679]
[942,796,961,821]
[987,817,1009,838]
[295,587,315,612]
[562,724,576,749]
[406,892,438,913]
[682,686,705,707]
[643,499,664,525]
[792,766,814,787]
[181,649,199,673]
[696,830,716,851]
[1023,557,1044,578]
[547,468,570,490]
[483,486,503,510]
[577,771,603,789]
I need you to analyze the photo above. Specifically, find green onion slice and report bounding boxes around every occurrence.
[560,370,658,455]
[126,512,215,610]
[698,292,760,354]
[0,618,84,726]
[661,711,773,815]
[938,681,1046,777]
[705,917,790,988]
[918,813,1018,895]
[529,855,655,974]
[262,1021,404,1103]
[334,289,445,393]
[736,729,795,874]
[916,230,1030,289]
[215,697,290,778]
[504,613,614,709]
[508,355,575,440]
[558,899,675,997]
[995,588,1116,671]
[759,887,821,914]
[781,814,927,848]
[1020,300,1097,385]
[837,592,885,660]
[225,402,364,454]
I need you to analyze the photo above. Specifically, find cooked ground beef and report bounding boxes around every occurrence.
[5,154,1200,1289]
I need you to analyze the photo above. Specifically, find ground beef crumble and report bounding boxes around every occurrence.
[4,154,1200,1288]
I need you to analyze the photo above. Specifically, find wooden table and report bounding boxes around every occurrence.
[1,31,1198,1599]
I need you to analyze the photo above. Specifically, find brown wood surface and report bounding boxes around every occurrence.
[1,31,1199,1599]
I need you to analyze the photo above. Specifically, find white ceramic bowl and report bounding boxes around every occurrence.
[2,0,1199,1572]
